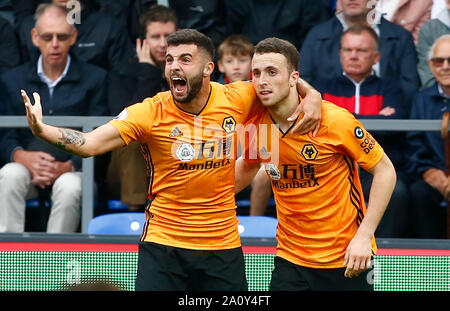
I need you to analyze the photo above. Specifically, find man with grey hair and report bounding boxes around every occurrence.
[407,34,450,238]
[0,3,108,233]
[417,0,450,89]
[300,0,420,104]
[17,0,134,72]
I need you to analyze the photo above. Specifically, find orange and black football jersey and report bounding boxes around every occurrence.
[109,81,259,250]
[243,101,383,268]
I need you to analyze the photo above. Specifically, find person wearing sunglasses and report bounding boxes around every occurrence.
[0,3,108,233]
[407,34,450,239]
[16,0,134,73]
[417,0,450,89]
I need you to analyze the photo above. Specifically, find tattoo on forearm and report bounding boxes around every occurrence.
[59,129,86,146]
[53,129,86,153]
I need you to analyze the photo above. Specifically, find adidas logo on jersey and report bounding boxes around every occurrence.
[169,127,183,137]
[259,146,270,158]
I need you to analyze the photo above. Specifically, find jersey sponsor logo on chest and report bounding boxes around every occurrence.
[265,162,320,190]
[173,138,233,162]
[264,142,320,190]
[168,116,235,163]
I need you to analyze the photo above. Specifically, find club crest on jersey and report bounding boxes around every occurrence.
[265,163,281,180]
[176,143,195,162]
[222,116,236,133]
[301,144,318,161]
[354,126,364,139]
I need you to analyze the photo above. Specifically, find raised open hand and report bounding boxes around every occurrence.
[22,90,43,136]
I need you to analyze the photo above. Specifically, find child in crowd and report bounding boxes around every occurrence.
[217,34,254,84]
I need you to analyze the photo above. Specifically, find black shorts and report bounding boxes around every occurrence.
[135,241,248,291]
[269,256,374,291]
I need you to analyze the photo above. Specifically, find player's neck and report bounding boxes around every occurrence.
[268,90,300,132]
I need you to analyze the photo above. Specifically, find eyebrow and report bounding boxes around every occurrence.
[253,65,278,72]
[166,52,193,59]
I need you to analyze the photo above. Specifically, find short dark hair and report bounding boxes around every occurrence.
[254,37,299,73]
[341,24,379,50]
[167,29,215,61]
[139,4,178,33]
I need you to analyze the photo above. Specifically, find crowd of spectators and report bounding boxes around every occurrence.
[0,0,448,239]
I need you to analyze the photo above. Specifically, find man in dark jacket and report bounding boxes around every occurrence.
[0,3,108,233]
[0,16,21,74]
[299,0,420,104]
[314,25,410,238]
[16,0,134,72]
[169,0,227,49]
[407,34,450,239]
[225,0,331,50]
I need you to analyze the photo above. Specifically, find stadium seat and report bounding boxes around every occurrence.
[107,200,129,210]
[237,216,278,238]
[87,212,146,235]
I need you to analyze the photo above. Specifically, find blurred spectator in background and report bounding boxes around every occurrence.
[406,34,450,239]
[0,3,108,233]
[106,4,177,212]
[322,0,338,15]
[0,15,21,74]
[0,0,13,24]
[0,81,7,170]
[11,0,44,27]
[417,0,450,89]
[300,0,420,105]
[0,82,6,115]
[315,25,410,237]
[225,0,331,51]
[216,34,253,84]
[95,0,131,27]
[126,0,157,42]
[17,0,134,72]
[336,0,432,44]
[168,0,227,49]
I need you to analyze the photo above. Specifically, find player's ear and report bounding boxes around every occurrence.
[289,71,299,87]
[203,61,215,77]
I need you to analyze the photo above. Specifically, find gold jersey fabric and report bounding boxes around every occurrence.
[243,101,383,268]
[109,81,258,250]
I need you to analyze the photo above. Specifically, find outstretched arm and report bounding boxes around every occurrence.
[343,153,396,278]
[23,90,125,158]
[289,77,322,136]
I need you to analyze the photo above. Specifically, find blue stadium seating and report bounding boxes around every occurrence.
[237,216,278,238]
[87,212,146,235]
[87,213,277,238]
